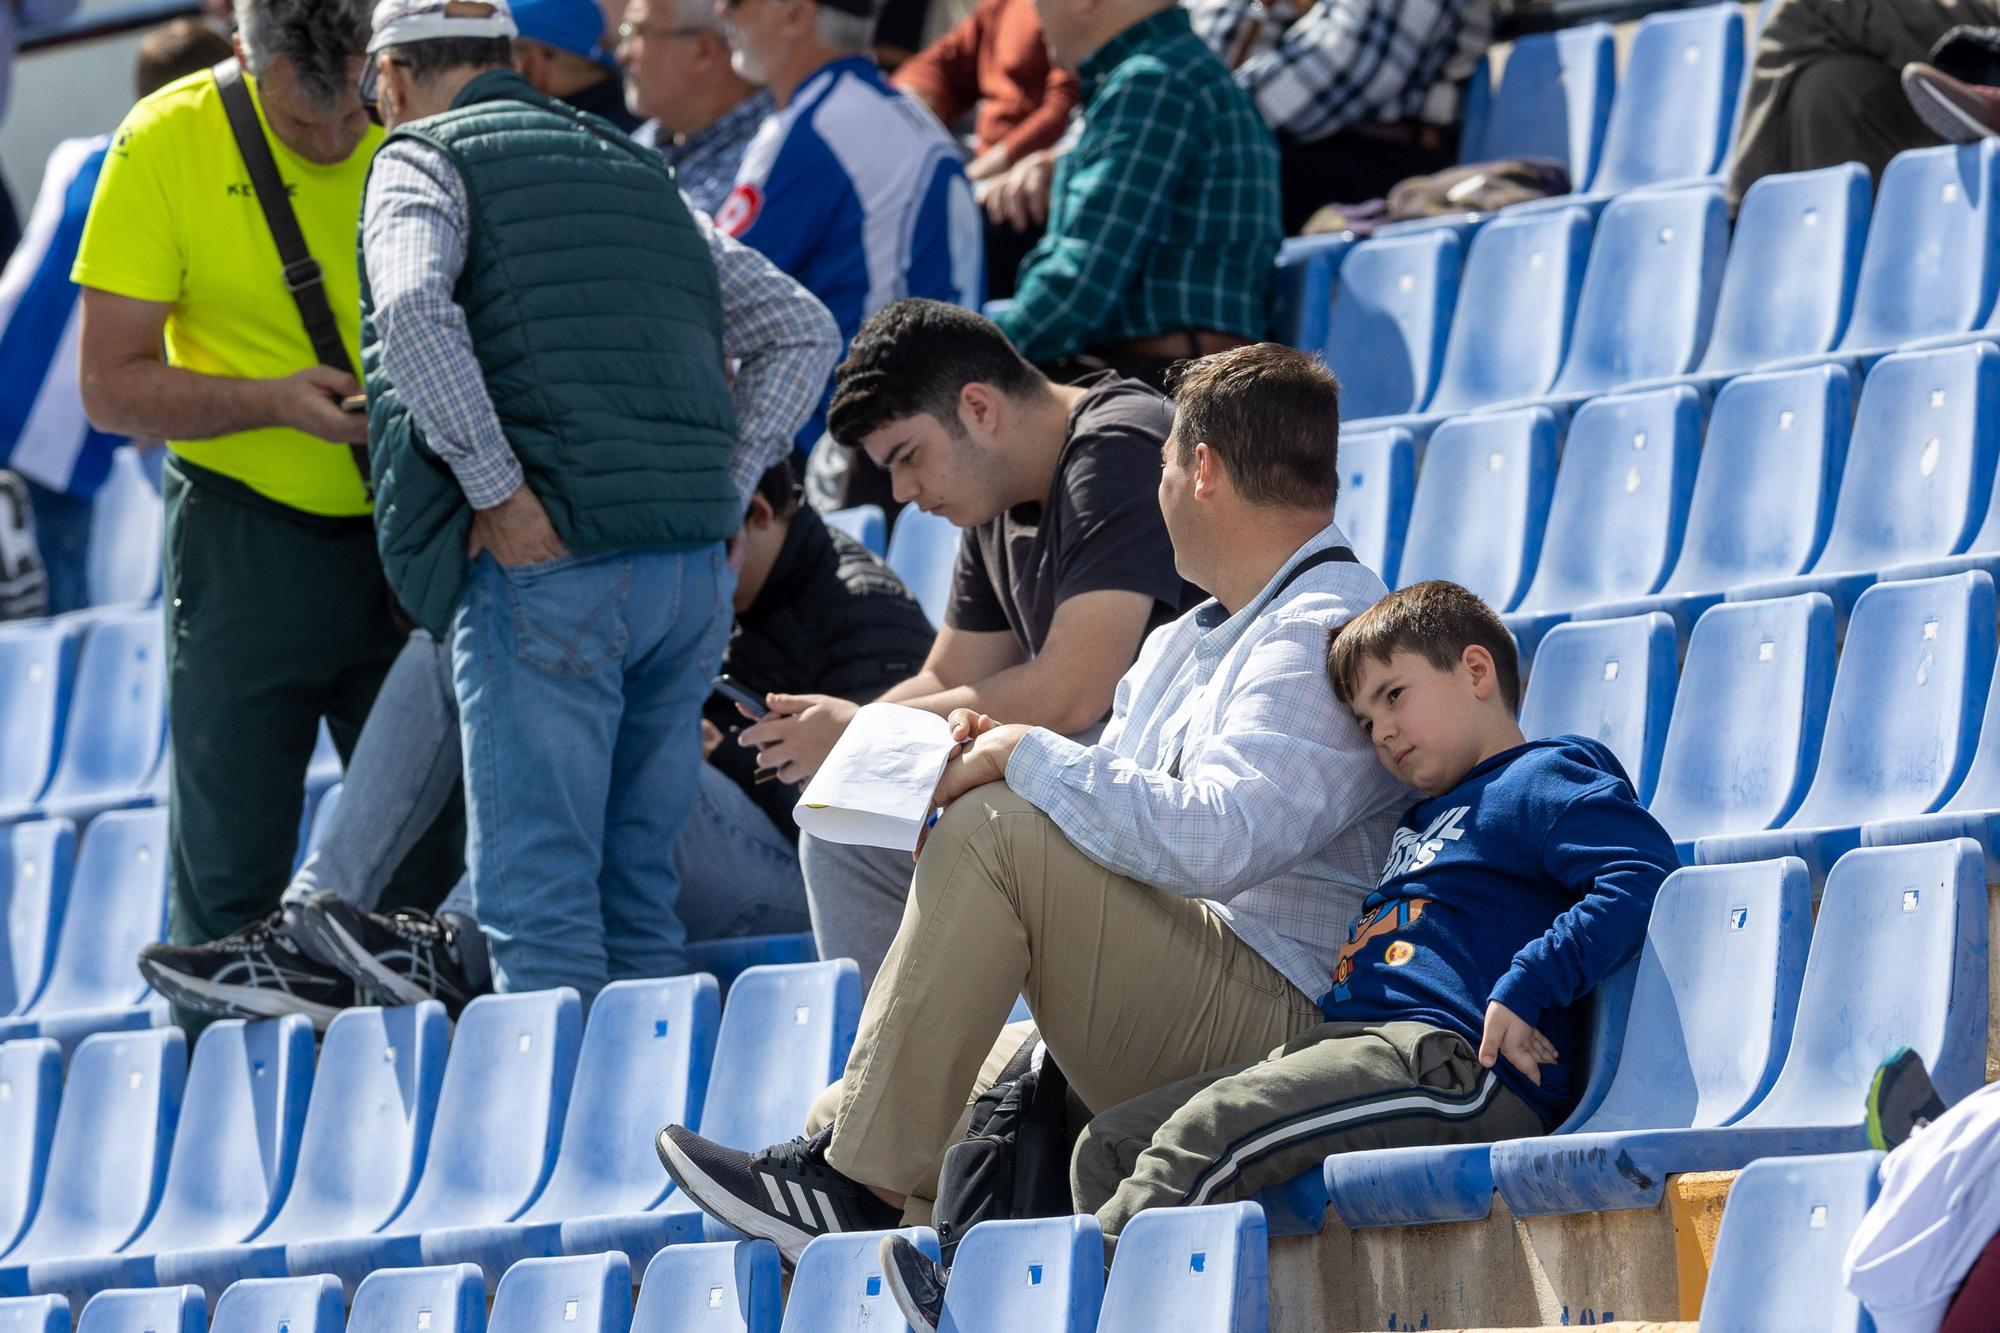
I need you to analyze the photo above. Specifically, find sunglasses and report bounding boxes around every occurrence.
[358,53,407,121]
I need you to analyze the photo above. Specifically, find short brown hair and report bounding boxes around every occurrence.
[134,18,233,99]
[1165,343,1340,511]
[1326,580,1523,715]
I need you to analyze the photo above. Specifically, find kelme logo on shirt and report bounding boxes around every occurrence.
[226,180,298,199]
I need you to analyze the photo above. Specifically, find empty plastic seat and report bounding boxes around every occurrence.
[489,1254,631,1333]
[1864,647,2000,870]
[1727,345,2000,617]
[1392,408,1559,612]
[1318,230,1461,420]
[208,1277,341,1333]
[14,1016,315,1307]
[682,935,817,994]
[780,1229,938,1333]
[631,1241,780,1333]
[153,1003,451,1302]
[1517,614,1678,803]
[1647,597,1837,862]
[0,1042,60,1257]
[1478,24,1615,188]
[936,1215,1103,1333]
[418,975,720,1282]
[350,1265,485,1333]
[281,989,582,1293]
[74,1287,202,1333]
[822,506,886,558]
[1098,1203,1266,1333]
[1697,1151,1882,1333]
[31,610,165,825]
[1330,429,1416,587]
[1501,386,1702,658]
[83,449,161,611]
[0,627,78,816]
[0,822,74,1017]
[1269,234,1354,355]
[1325,859,1807,1229]
[884,508,957,630]
[1493,839,1987,1215]
[0,1299,64,1333]
[1585,5,1745,196]
[0,1028,185,1281]
[0,808,166,1050]
[1572,366,1852,637]
[1697,574,1994,880]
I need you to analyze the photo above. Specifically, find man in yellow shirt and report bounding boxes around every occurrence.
[72,0,460,1007]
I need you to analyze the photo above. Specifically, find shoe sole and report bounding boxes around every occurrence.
[655,1129,818,1266]
[294,899,439,1008]
[1907,74,1996,144]
[140,958,346,1030]
[878,1239,943,1332]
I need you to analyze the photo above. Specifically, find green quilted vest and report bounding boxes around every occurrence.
[362,69,739,637]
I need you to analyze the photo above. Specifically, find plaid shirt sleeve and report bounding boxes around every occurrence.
[361,140,523,510]
[992,64,1195,363]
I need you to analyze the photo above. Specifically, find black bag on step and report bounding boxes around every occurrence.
[932,1036,1075,1265]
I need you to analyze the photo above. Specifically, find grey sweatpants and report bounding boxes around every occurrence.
[1071,1020,1544,1239]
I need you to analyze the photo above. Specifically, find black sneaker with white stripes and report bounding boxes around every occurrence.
[138,911,356,1030]
[292,891,491,1017]
[656,1123,902,1264]
[879,1233,948,1331]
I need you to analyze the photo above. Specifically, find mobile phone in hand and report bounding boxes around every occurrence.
[341,395,368,413]
[710,675,769,719]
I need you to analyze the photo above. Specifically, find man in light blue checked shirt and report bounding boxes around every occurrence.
[657,342,1412,1255]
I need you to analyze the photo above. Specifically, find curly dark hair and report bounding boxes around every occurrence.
[826,299,1043,449]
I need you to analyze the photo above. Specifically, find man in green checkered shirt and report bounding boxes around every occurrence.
[991,0,1282,385]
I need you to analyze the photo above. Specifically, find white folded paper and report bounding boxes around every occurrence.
[794,703,957,851]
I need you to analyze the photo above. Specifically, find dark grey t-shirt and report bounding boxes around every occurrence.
[945,374,1198,656]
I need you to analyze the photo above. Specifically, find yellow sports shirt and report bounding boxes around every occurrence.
[72,69,383,517]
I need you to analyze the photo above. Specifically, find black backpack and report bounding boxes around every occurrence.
[931,1037,1076,1264]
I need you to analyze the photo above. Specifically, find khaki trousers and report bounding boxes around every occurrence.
[819,784,1325,1200]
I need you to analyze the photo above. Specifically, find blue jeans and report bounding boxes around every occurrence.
[453,545,733,1000]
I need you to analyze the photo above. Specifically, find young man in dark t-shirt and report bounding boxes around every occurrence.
[737,298,1198,984]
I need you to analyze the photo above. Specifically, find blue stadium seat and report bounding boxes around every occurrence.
[1318,230,1461,420]
[1391,408,1559,612]
[1564,4,1747,203]
[1517,614,1678,803]
[83,449,161,611]
[884,508,956,630]
[1726,345,2000,619]
[1697,574,1994,881]
[1500,386,1702,660]
[1863,648,2000,872]
[74,1287,202,1333]
[0,1028,185,1280]
[779,1229,938,1333]
[682,935,818,994]
[15,1016,315,1306]
[1325,859,1806,1230]
[1697,1151,1882,1333]
[631,1241,781,1333]
[30,610,165,826]
[153,1003,451,1303]
[0,808,167,1052]
[1493,839,1987,1215]
[1098,1203,1266,1333]
[418,975,720,1283]
[1571,366,1852,639]
[1477,24,1615,189]
[1455,56,1491,165]
[0,1299,65,1333]
[488,1254,631,1333]
[281,989,581,1294]
[937,1215,1103,1333]
[1647,597,1837,863]
[0,1042,60,1258]
[1269,234,1353,354]
[1330,428,1415,587]
[696,962,862,1245]
[207,1277,341,1333]
[0,823,74,1017]
[822,507,886,558]
[350,1265,485,1333]
[0,627,79,817]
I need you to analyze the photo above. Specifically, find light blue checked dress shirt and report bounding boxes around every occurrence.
[362,135,839,512]
[1006,522,1413,1002]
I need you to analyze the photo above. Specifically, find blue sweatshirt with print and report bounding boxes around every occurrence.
[1320,735,1677,1124]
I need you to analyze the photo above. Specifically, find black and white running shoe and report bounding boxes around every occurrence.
[879,1233,948,1331]
[139,912,356,1029]
[292,891,491,1017]
[655,1123,902,1265]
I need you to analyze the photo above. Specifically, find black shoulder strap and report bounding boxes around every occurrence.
[212,59,372,487]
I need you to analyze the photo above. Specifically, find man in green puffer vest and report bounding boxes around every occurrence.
[360,0,756,1002]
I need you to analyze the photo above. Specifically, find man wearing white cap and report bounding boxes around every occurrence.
[358,0,838,1001]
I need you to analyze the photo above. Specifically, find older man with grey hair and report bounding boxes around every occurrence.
[616,0,770,214]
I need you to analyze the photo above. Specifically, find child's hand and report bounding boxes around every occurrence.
[1478,1001,1558,1086]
